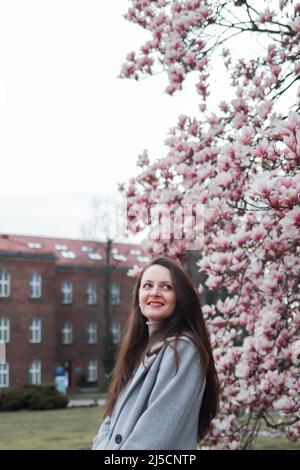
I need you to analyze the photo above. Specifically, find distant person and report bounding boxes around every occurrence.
[55,366,68,395]
[92,256,219,450]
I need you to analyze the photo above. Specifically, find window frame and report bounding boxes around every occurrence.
[0,317,10,343]
[111,322,121,344]
[29,359,42,385]
[86,282,97,305]
[29,272,42,299]
[0,363,9,388]
[111,283,120,305]
[0,270,11,298]
[29,317,42,343]
[62,321,73,345]
[61,281,73,305]
[87,322,98,344]
[87,359,98,382]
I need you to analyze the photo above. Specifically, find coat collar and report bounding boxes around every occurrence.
[125,342,166,397]
[110,336,178,428]
[110,341,168,427]
[108,347,160,440]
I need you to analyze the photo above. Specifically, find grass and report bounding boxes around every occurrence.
[254,435,300,450]
[0,406,104,450]
[0,407,299,450]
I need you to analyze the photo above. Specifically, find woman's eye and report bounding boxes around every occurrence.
[142,283,172,290]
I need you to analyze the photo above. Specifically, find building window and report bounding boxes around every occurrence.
[87,360,97,382]
[61,282,72,304]
[29,360,41,385]
[111,322,121,344]
[87,253,102,261]
[0,270,10,298]
[81,245,93,252]
[86,282,97,305]
[113,254,127,262]
[111,283,120,305]
[87,323,97,344]
[62,322,73,344]
[137,255,150,263]
[29,272,42,299]
[27,242,42,249]
[0,317,10,343]
[55,244,68,251]
[0,363,9,388]
[29,318,41,343]
[129,249,141,256]
[61,251,76,259]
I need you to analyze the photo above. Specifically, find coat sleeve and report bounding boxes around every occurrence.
[92,415,111,450]
[120,338,205,450]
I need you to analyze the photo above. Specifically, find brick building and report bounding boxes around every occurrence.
[0,233,150,390]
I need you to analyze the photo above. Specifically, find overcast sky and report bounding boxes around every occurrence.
[0,0,200,242]
[0,1,276,244]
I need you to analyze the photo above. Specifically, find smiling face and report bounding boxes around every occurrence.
[138,264,177,323]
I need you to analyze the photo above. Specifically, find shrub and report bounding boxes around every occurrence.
[0,384,69,411]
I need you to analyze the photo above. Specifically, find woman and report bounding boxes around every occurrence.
[92,256,219,450]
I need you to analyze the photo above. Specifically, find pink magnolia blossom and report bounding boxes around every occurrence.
[280,207,300,240]
[127,264,143,278]
[210,316,226,328]
[255,138,269,157]
[259,8,274,23]
[137,149,150,167]
[273,397,295,411]
[290,16,300,32]
[120,0,300,449]
[216,297,236,316]
[206,274,223,290]
[239,126,254,145]
[256,100,273,120]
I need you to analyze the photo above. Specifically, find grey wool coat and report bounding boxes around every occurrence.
[92,335,206,450]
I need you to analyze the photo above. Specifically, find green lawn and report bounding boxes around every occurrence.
[0,407,103,450]
[253,435,300,450]
[0,407,299,450]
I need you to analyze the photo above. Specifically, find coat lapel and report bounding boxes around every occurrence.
[120,351,158,401]
[110,342,168,435]
[122,340,167,400]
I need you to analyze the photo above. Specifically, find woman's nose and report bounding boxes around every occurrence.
[149,286,161,295]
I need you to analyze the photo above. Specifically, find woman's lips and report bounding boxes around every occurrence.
[148,301,164,307]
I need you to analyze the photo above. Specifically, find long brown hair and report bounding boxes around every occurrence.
[104,256,219,441]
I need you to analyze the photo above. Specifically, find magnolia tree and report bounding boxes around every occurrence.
[117,0,300,449]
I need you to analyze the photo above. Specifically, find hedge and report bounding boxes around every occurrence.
[0,384,69,411]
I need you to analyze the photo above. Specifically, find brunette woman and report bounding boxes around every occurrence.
[92,256,219,450]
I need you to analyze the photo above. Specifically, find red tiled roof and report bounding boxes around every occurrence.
[0,233,150,269]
